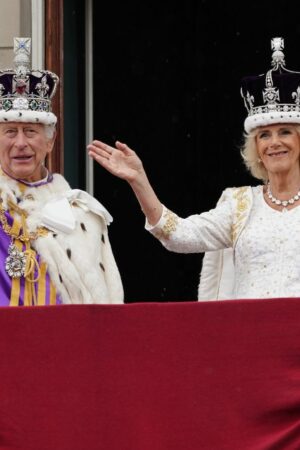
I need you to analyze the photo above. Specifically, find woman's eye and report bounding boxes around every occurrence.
[258,132,268,139]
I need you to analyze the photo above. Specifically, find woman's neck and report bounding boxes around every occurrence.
[268,170,300,196]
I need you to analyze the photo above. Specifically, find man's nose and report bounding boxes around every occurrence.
[14,131,27,148]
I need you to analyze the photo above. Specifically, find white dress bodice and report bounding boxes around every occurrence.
[146,185,300,300]
[234,185,300,299]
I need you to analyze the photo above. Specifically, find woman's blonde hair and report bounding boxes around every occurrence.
[240,124,300,182]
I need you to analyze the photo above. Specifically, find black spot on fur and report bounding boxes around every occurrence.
[99,263,105,272]
[19,112,22,117]
[101,234,105,244]
[80,222,86,231]
[53,233,57,238]
[4,118,7,121]
[66,248,71,259]
[59,274,63,283]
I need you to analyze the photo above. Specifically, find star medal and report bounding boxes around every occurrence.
[5,242,26,278]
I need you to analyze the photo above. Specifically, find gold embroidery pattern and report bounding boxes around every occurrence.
[0,200,48,242]
[231,187,251,244]
[161,208,179,239]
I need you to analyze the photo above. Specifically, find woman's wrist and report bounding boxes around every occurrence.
[128,169,148,190]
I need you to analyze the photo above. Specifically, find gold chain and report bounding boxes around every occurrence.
[0,202,48,242]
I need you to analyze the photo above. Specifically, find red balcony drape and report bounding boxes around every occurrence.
[0,299,300,449]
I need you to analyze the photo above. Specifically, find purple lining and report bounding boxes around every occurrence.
[1,167,54,187]
[0,173,61,305]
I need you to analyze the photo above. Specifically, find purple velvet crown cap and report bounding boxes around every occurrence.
[0,37,59,126]
[241,37,300,133]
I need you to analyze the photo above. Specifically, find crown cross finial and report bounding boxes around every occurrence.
[13,37,31,76]
[271,37,285,68]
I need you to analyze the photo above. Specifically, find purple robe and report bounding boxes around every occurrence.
[0,172,62,306]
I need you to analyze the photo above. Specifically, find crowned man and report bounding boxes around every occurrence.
[0,37,123,306]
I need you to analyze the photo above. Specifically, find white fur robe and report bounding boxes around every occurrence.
[0,173,124,304]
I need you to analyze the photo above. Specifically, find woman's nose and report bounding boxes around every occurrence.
[268,133,280,147]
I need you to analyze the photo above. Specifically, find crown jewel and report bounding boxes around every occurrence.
[271,37,285,67]
[241,37,300,132]
[0,37,59,125]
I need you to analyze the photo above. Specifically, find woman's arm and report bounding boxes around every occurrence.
[87,140,234,254]
[87,140,162,225]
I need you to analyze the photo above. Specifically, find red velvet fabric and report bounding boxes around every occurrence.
[0,299,300,449]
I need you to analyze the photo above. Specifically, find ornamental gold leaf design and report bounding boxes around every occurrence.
[161,208,178,239]
[231,187,251,244]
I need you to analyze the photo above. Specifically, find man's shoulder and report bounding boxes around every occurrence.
[51,173,71,190]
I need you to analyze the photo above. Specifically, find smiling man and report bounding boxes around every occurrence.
[0,122,55,182]
[0,38,123,306]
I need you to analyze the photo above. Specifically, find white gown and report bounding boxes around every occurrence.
[146,185,300,300]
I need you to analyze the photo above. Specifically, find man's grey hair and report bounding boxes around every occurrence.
[44,123,56,140]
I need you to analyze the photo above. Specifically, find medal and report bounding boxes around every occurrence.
[5,242,27,278]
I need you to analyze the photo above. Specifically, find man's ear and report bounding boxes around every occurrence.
[47,129,57,154]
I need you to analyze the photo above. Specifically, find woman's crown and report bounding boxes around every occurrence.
[241,37,300,133]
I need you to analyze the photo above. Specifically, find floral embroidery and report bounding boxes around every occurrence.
[161,208,179,239]
[231,187,251,244]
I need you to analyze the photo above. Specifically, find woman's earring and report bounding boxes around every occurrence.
[257,158,262,163]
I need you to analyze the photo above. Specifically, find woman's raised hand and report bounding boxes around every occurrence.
[87,140,144,184]
[87,139,163,224]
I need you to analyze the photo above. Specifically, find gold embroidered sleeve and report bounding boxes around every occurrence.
[161,208,179,238]
[150,207,179,240]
